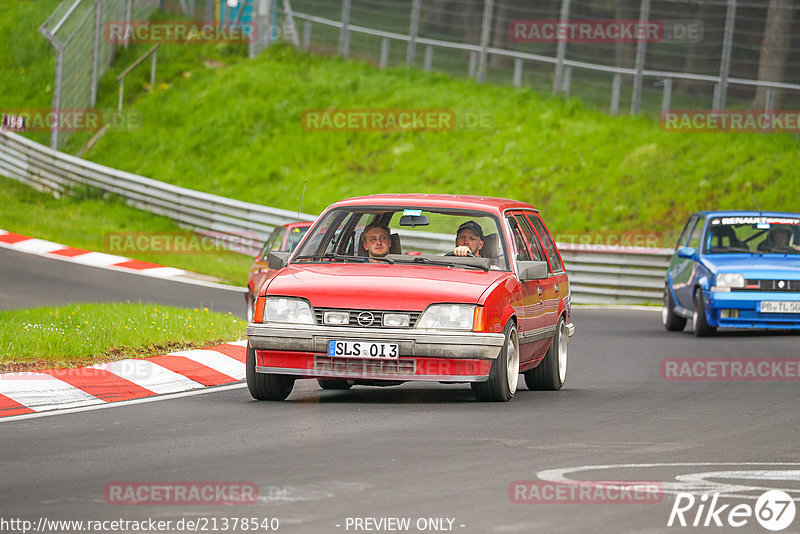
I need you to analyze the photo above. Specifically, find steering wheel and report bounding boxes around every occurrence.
[445,251,477,258]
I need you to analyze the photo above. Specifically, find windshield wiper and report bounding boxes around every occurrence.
[709,246,760,254]
[293,253,395,264]
[403,256,489,271]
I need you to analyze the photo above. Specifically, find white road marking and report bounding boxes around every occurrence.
[0,373,105,411]
[97,360,205,394]
[168,349,246,380]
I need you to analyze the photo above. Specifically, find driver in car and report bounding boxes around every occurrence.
[361,222,392,261]
[452,220,485,257]
[759,225,799,252]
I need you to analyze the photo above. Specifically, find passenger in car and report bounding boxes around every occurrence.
[758,226,799,251]
[452,220,485,257]
[361,222,392,261]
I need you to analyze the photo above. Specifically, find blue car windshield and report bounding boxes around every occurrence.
[704,216,800,254]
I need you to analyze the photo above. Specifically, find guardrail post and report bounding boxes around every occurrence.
[90,0,102,107]
[150,48,157,87]
[380,37,390,68]
[468,51,477,77]
[610,73,621,115]
[661,78,672,115]
[423,45,433,71]
[124,0,132,49]
[476,0,494,83]
[302,20,311,51]
[630,0,651,114]
[553,0,571,92]
[406,0,421,66]
[338,0,351,58]
[513,58,522,87]
[714,0,736,111]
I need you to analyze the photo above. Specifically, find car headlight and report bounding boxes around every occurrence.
[416,304,475,330]
[263,297,314,324]
[715,273,745,288]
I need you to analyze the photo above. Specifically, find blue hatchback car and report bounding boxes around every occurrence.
[663,211,800,336]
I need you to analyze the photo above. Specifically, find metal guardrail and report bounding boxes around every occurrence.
[0,130,670,304]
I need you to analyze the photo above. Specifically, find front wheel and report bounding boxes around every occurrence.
[662,287,686,331]
[524,315,568,391]
[692,290,716,337]
[246,343,295,400]
[472,321,519,402]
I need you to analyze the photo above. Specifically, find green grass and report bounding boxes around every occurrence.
[0,302,246,371]
[0,176,252,285]
[81,45,799,236]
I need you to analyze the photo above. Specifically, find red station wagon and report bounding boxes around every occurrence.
[245,194,574,402]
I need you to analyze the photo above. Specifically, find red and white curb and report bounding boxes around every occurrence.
[0,229,243,292]
[0,341,247,418]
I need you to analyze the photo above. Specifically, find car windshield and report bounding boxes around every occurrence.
[292,207,509,270]
[286,226,310,252]
[703,216,800,254]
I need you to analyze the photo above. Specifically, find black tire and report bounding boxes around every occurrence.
[692,290,716,337]
[471,321,519,402]
[662,286,687,331]
[525,315,568,391]
[245,291,254,323]
[246,343,295,400]
[317,378,353,390]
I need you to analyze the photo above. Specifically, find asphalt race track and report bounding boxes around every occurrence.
[1,251,800,533]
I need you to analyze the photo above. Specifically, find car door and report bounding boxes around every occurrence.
[526,213,568,354]
[674,215,705,309]
[505,212,549,362]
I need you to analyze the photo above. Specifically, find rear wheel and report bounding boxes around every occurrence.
[662,286,686,331]
[317,378,353,390]
[472,321,519,402]
[524,315,568,391]
[246,343,295,400]
[692,290,716,337]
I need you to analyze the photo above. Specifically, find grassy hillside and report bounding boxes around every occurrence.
[83,45,799,235]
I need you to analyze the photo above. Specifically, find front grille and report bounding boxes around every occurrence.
[314,308,421,328]
[314,356,417,375]
[733,279,800,292]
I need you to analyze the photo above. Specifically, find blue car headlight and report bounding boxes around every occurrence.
[713,273,745,291]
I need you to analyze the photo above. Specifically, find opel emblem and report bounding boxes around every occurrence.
[357,311,375,326]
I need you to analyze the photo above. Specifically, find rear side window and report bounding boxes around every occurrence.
[527,214,564,272]
[514,214,546,263]
[506,216,531,261]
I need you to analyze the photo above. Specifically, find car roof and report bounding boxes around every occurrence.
[329,194,538,215]
[282,221,313,229]
[692,210,800,218]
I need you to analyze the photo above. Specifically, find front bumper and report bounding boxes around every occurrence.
[246,323,505,360]
[707,290,800,329]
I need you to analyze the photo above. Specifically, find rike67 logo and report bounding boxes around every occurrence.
[668,490,796,531]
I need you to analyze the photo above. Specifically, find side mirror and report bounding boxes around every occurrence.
[518,260,548,281]
[677,246,696,259]
[267,251,290,270]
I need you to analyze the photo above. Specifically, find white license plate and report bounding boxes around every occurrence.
[327,340,399,359]
[759,301,800,313]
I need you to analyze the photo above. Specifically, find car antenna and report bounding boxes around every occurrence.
[750,191,762,216]
[296,180,307,222]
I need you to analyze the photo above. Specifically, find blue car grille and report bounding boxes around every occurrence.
[313,308,421,328]
[735,310,800,322]
[732,279,800,292]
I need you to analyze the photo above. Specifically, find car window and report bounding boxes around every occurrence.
[687,217,705,250]
[514,214,546,263]
[528,214,564,272]
[286,226,310,252]
[506,216,531,261]
[257,228,283,261]
[676,216,696,249]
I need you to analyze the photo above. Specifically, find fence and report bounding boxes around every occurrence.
[0,130,671,304]
[281,0,800,115]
